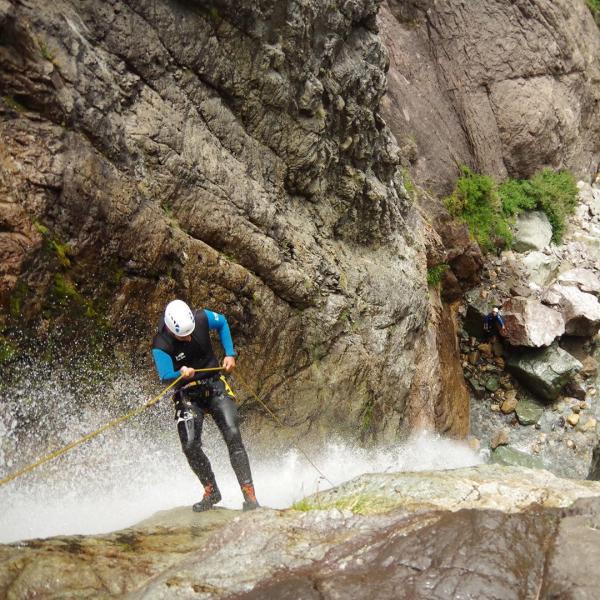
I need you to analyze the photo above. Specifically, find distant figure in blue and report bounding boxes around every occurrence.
[483,307,506,337]
[151,299,259,512]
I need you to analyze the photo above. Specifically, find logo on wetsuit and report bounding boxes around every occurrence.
[176,352,186,361]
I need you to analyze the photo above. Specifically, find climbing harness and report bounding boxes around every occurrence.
[0,365,334,489]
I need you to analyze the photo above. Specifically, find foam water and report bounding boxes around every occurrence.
[0,367,482,543]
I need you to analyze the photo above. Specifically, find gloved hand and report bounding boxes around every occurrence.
[180,366,195,378]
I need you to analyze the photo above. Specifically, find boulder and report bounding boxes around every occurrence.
[490,446,548,470]
[501,297,565,347]
[485,376,499,392]
[501,396,518,414]
[507,344,582,401]
[580,356,599,379]
[515,397,544,426]
[490,429,509,449]
[512,211,553,253]
[558,268,600,297]
[570,231,600,263]
[543,284,600,337]
[521,251,561,287]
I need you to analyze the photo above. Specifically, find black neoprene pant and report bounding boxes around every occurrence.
[175,378,253,488]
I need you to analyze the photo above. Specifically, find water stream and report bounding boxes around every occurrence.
[0,365,482,544]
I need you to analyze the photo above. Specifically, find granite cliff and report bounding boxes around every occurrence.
[1,0,598,443]
[0,0,464,441]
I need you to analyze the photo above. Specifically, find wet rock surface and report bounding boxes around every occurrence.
[2,465,600,599]
[0,0,459,442]
[507,344,582,401]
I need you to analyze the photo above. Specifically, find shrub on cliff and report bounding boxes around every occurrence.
[587,0,600,27]
[499,169,578,243]
[445,167,578,251]
[443,167,512,251]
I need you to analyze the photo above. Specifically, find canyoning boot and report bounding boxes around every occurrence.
[241,483,260,511]
[192,482,222,512]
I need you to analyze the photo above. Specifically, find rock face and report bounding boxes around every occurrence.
[2,465,600,599]
[507,344,582,401]
[0,0,465,440]
[502,297,565,347]
[558,268,600,297]
[521,250,561,287]
[379,0,600,194]
[512,211,553,253]
[543,283,600,337]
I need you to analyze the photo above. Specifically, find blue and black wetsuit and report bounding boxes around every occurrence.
[151,309,254,490]
[483,312,505,335]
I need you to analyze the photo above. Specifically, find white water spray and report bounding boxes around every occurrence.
[0,370,482,544]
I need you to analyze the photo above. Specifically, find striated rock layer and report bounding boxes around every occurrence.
[2,465,600,598]
[0,0,469,440]
[380,0,600,194]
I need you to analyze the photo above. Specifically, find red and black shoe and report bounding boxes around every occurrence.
[241,483,260,511]
[192,482,222,512]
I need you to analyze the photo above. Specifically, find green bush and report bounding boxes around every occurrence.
[444,166,512,251]
[427,264,449,288]
[445,167,578,251]
[528,169,578,242]
[587,0,600,27]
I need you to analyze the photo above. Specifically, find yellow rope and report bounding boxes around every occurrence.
[234,372,335,488]
[0,364,334,491]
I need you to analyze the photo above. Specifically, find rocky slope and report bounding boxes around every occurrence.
[380,0,600,195]
[2,464,600,598]
[463,182,600,478]
[0,0,464,442]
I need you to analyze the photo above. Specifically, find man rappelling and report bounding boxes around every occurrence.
[151,300,259,512]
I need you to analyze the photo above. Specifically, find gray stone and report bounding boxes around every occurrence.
[0,0,446,442]
[502,297,564,348]
[520,251,561,286]
[558,268,600,297]
[515,397,545,426]
[490,429,510,449]
[490,446,548,470]
[507,344,582,401]
[512,211,553,253]
[543,284,600,337]
[542,497,600,599]
[485,376,500,392]
[3,465,600,599]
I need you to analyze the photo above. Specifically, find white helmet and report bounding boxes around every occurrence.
[164,300,195,336]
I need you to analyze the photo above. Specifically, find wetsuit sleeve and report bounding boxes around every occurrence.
[204,309,236,356]
[152,348,181,383]
[496,315,505,328]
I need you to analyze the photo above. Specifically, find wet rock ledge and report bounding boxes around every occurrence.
[2,464,600,599]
